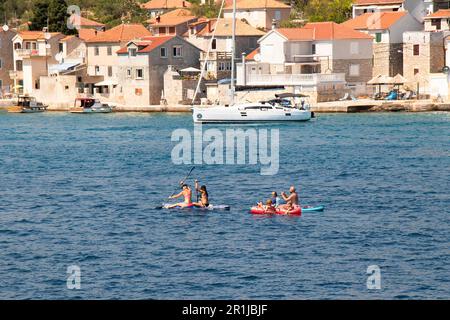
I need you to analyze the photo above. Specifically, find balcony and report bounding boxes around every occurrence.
[9,70,23,79]
[242,73,346,86]
[15,48,51,58]
[200,51,232,61]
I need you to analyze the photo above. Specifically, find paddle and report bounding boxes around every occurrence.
[156,166,195,209]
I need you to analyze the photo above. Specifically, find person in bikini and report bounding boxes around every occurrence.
[193,179,210,208]
[167,184,193,208]
[257,199,277,214]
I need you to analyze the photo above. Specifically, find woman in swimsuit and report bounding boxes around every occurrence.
[193,180,210,208]
[167,184,193,208]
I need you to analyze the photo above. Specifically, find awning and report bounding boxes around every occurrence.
[48,62,80,74]
[180,67,201,73]
[95,79,118,86]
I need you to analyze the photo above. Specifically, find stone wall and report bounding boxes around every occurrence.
[332,58,373,84]
[372,43,403,77]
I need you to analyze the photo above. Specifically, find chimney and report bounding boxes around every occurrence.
[272,19,277,30]
[183,1,186,8]
[156,15,161,23]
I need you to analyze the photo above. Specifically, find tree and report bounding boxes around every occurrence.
[300,0,352,23]
[48,0,71,33]
[29,0,49,31]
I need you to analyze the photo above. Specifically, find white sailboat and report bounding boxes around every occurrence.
[192,0,313,123]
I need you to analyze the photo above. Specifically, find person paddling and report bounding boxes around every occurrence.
[167,184,193,208]
[193,179,210,208]
[281,186,299,207]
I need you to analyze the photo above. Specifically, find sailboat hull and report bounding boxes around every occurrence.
[193,104,312,123]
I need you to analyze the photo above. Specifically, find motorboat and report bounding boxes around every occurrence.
[7,95,47,113]
[69,98,113,114]
[192,93,313,123]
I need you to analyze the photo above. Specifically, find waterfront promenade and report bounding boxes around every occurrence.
[2,98,450,113]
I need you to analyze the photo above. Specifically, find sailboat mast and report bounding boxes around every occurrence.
[230,0,236,105]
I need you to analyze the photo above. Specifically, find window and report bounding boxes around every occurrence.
[126,68,132,78]
[159,27,166,35]
[312,44,316,55]
[16,60,23,71]
[169,27,175,34]
[136,68,144,79]
[218,62,225,71]
[275,10,281,21]
[108,66,113,77]
[350,42,359,55]
[107,46,112,55]
[0,80,3,88]
[0,59,2,69]
[59,43,63,53]
[349,64,360,77]
[173,46,183,57]
[414,68,419,75]
[207,61,215,71]
[375,33,382,43]
[431,19,441,30]
[94,46,99,55]
[212,39,217,50]
[160,47,167,58]
[129,48,137,57]
[95,65,100,74]
[413,44,420,56]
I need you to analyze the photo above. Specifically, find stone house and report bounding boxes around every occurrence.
[147,8,198,36]
[236,22,374,100]
[141,0,192,18]
[351,0,450,20]
[116,35,201,105]
[0,27,17,95]
[11,31,65,95]
[423,8,450,31]
[186,18,265,81]
[403,30,449,95]
[85,24,152,98]
[222,0,291,31]
[342,11,423,76]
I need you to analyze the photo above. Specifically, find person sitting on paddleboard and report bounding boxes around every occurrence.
[280,186,299,209]
[167,184,192,208]
[271,192,281,207]
[193,179,210,208]
[257,199,277,214]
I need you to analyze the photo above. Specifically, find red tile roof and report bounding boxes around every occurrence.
[69,15,105,28]
[17,31,62,40]
[276,22,373,41]
[142,0,192,10]
[246,47,260,60]
[116,35,176,54]
[78,29,101,41]
[341,11,406,30]
[224,0,290,10]
[196,19,265,37]
[86,24,152,43]
[353,0,403,5]
[147,8,197,26]
[424,9,450,19]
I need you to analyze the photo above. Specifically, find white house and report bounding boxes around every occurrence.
[237,22,374,100]
[342,11,424,76]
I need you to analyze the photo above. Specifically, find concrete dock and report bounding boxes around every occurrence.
[313,99,450,113]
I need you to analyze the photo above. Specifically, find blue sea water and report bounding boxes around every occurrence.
[0,111,449,299]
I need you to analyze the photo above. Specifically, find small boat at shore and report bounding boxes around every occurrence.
[7,95,47,113]
[69,98,113,114]
[193,94,313,123]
